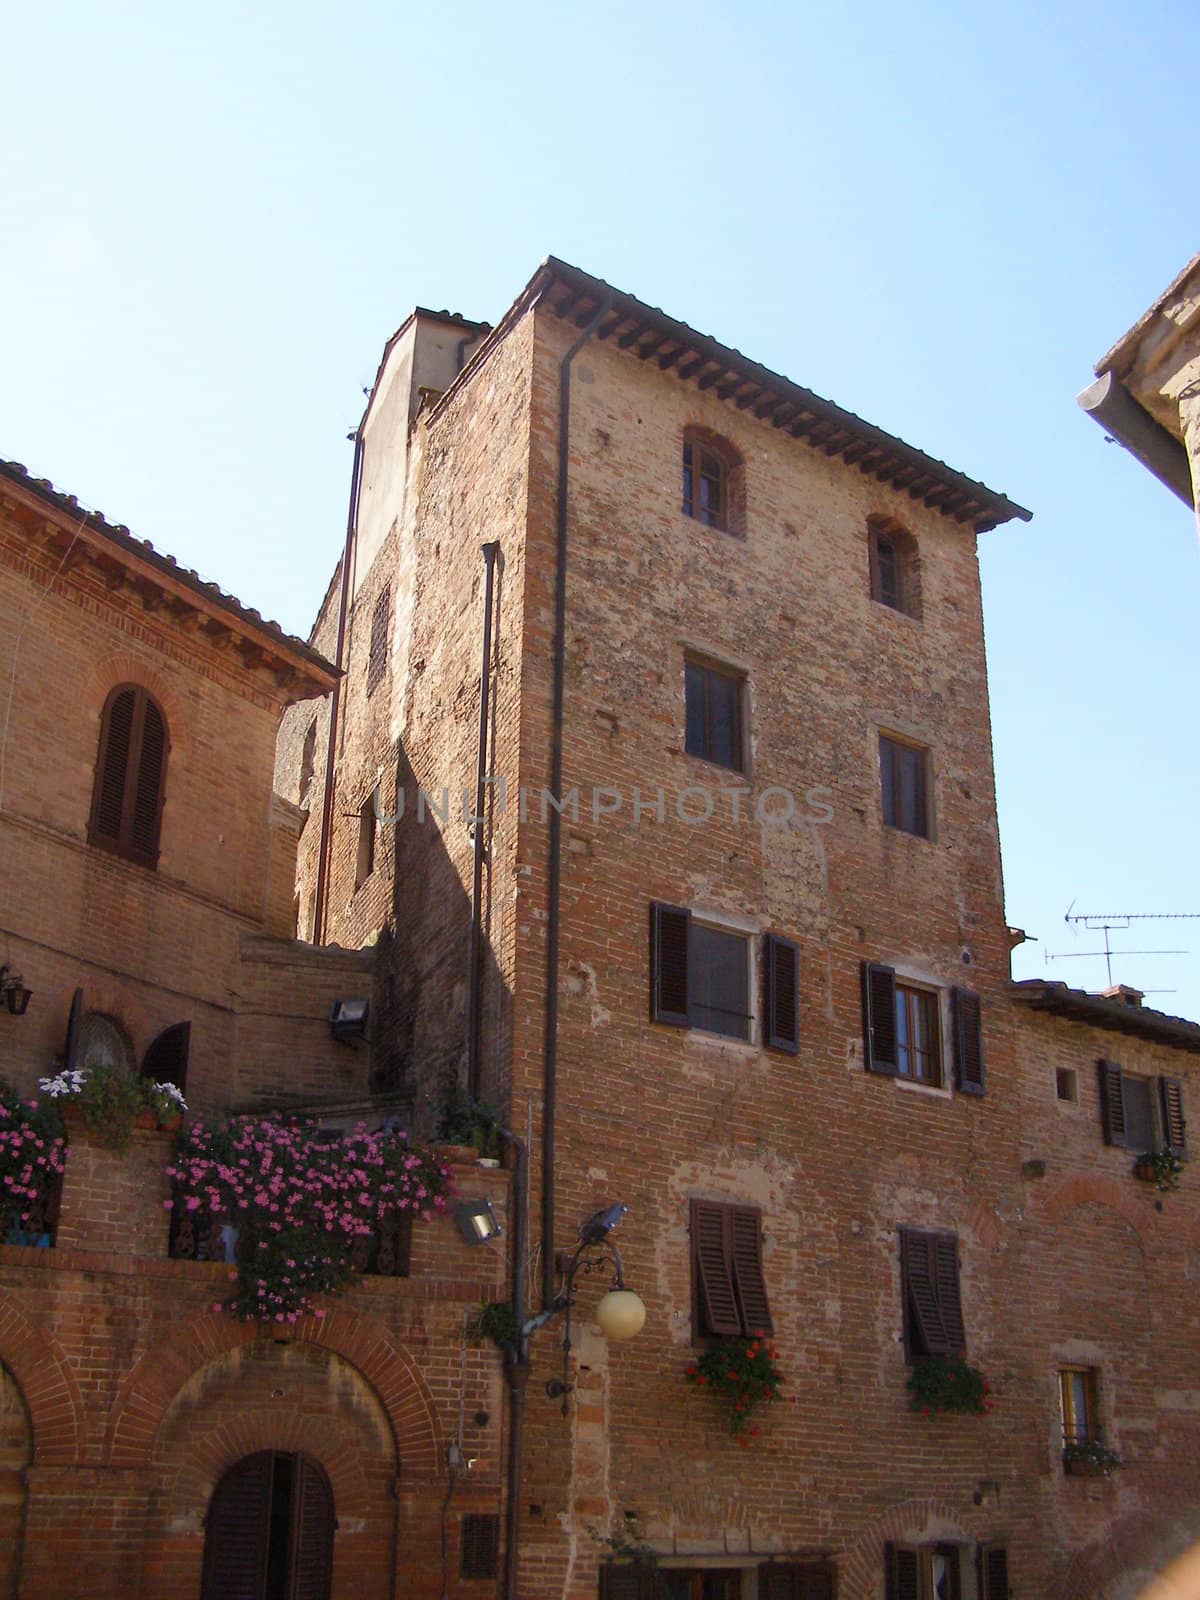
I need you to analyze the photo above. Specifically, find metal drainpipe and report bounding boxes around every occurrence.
[541,290,612,1314]
[467,541,501,1100]
[500,1127,528,1600]
[313,428,364,945]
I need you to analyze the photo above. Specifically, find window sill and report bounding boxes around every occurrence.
[882,823,934,844]
[895,1077,952,1102]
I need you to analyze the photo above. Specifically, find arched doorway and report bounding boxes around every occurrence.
[201,1451,334,1600]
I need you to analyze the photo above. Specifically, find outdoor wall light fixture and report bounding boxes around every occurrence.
[328,997,369,1044]
[455,1199,503,1246]
[0,968,32,1018]
[522,1201,646,1413]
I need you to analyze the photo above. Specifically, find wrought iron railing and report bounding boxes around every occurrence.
[167,1198,412,1277]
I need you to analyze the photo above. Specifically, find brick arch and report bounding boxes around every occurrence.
[81,651,192,761]
[0,1295,84,1464]
[106,1306,442,1477]
[1040,1174,1156,1251]
[840,1497,986,1598]
[157,1403,377,1527]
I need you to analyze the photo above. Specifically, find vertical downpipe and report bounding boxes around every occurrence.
[467,541,501,1099]
[541,288,612,1313]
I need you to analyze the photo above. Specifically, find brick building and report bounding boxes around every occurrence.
[0,459,513,1597]
[277,256,1200,1600]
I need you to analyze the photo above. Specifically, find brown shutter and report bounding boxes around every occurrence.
[901,1228,948,1357]
[460,1513,499,1580]
[1160,1076,1187,1155]
[129,696,168,864]
[600,1563,651,1600]
[885,1544,920,1600]
[764,934,800,1054]
[952,987,985,1095]
[290,1455,335,1600]
[730,1205,773,1336]
[1098,1059,1127,1146]
[201,1450,273,1599]
[651,903,691,1026]
[862,962,898,1075]
[691,1200,741,1337]
[977,1544,1009,1600]
[933,1233,967,1355]
[64,987,84,1072]
[90,687,136,844]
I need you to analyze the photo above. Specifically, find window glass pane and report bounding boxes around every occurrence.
[690,926,749,1039]
[707,672,741,770]
[685,663,707,759]
[881,739,897,826]
[895,988,911,1076]
[1124,1077,1155,1151]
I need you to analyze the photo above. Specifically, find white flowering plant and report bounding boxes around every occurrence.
[38,1064,187,1150]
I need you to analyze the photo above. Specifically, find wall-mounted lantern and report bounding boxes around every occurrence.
[0,967,32,1017]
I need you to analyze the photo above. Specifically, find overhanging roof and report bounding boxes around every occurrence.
[1011,979,1200,1056]
[508,258,1031,533]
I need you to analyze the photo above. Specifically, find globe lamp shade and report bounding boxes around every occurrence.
[595,1288,645,1341]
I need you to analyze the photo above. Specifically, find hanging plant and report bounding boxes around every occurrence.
[38,1065,186,1150]
[686,1334,783,1443]
[0,1088,66,1239]
[166,1117,454,1323]
[1133,1149,1182,1192]
[907,1354,992,1416]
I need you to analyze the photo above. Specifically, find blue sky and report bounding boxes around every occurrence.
[3,0,1197,1014]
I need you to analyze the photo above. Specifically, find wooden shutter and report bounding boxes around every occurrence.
[129,697,168,864]
[64,987,84,1072]
[934,1233,967,1354]
[691,1200,741,1337]
[901,1229,948,1357]
[862,962,898,1075]
[201,1450,273,1600]
[1098,1059,1127,1146]
[730,1205,773,1336]
[977,1544,1009,1600]
[461,1513,499,1580]
[651,903,691,1026]
[599,1563,651,1599]
[764,934,800,1054]
[759,1562,836,1600]
[366,583,391,695]
[952,987,985,1095]
[1160,1076,1187,1156]
[91,687,136,845]
[885,1544,919,1600]
[290,1455,335,1600]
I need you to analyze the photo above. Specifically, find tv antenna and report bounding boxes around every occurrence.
[1046,904,1200,989]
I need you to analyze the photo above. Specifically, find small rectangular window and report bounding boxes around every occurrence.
[1058,1366,1099,1444]
[1056,1067,1078,1102]
[880,734,930,837]
[685,659,744,772]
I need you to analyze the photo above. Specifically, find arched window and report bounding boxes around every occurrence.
[88,685,169,867]
[77,1013,134,1075]
[868,516,921,619]
[682,430,742,533]
[201,1451,334,1600]
[142,1021,190,1093]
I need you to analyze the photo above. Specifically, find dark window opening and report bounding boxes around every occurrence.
[88,684,169,868]
[366,583,392,696]
[880,734,930,838]
[1056,1067,1077,1102]
[685,659,744,772]
[683,436,731,530]
[300,721,317,805]
[650,905,752,1041]
[869,517,921,618]
[461,1513,499,1580]
[355,789,377,890]
[886,1542,962,1600]
[201,1450,333,1600]
[141,1021,190,1094]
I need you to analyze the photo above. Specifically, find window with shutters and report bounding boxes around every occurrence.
[88,684,169,868]
[879,734,930,838]
[899,1227,967,1361]
[682,429,743,534]
[366,583,391,696]
[690,1199,772,1339]
[1058,1366,1100,1446]
[868,517,921,619]
[885,1542,964,1600]
[861,964,984,1095]
[685,657,745,773]
[1098,1060,1187,1158]
[201,1450,333,1600]
[650,904,798,1050]
[461,1513,499,1580]
[601,1561,836,1600]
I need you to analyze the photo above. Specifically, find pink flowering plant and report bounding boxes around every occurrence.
[0,1086,66,1239]
[166,1117,454,1322]
[685,1334,783,1441]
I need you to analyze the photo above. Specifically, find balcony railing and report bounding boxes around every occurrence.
[167,1197,412,1277]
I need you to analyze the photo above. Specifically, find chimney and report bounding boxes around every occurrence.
[1102,983,1144,1008]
